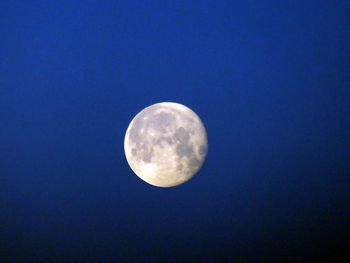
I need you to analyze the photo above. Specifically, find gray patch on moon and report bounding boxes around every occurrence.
[132,140,154,163]
[189,157,201,170]
[155,139,163,147]
[166,137,175,144]
[129,118,144,143]
[177,163,183,171]
[199,144,208,155]
[175,127,193,158]
[148,112,174,133]
[140,144,153,162]
[174,127,189,143]
[142,148,153,162]
[176,142,193,158]
[155,136,174,148]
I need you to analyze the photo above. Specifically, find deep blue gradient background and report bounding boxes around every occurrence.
[1,1,349,262]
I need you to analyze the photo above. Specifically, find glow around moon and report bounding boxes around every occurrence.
[124,102,208,188]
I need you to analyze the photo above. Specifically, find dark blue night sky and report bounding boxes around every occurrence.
[1,1,349,262]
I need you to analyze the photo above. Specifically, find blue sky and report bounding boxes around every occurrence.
[1,1,349,262]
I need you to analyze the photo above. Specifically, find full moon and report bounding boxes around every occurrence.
[124,102,208,188]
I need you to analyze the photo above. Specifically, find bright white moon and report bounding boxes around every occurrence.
[124,102,208,188]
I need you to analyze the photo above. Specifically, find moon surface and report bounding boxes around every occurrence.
[124,102,208,188]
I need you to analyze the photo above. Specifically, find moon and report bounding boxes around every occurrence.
[124,102,208,188]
